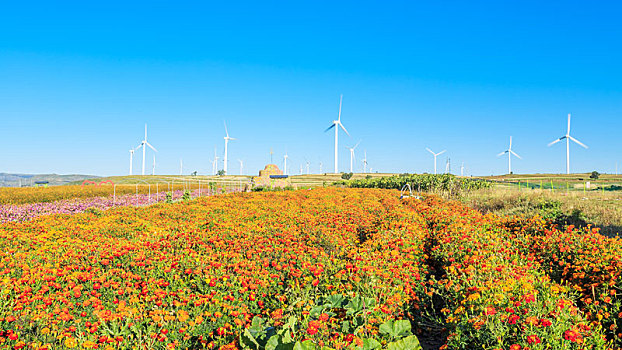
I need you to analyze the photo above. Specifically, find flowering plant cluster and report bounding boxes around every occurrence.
[0,188,616,349]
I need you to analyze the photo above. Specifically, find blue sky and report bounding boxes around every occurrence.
[1,1,621,176]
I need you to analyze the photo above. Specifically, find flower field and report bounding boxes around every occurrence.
[0,188,620,349]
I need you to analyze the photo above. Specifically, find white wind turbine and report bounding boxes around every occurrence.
[136,124,157,176]
[325,94,349,173]
[128,147,139,175]
[362,151,368,173]
[426,148,446,175]
[152,154,156,175]
[211,147,219,175]
[548,113,588,174]
[319,162,323,174]
[223,122,236,175]
[283,152,289,175]
[345,140,361,173]
[238,159,244,175]
[497,136,522,174]
[306,160,310,175]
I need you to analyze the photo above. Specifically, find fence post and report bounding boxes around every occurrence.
[113,184,116,205]
[566,182,569,193]
[550,179,553,193]
[584,182,586,194]
[156,183,159,202]
[148,184,151,202]
[199,180,201,197]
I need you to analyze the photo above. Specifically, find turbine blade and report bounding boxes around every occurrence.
[438,150,446,156]
[426,148,434,155]
[146,142,157,152]
[338,94,343,122]
[568,135,588,149]
[224,121,229,137]
[497,151,507,157]
[509,136,512,149]
[548,137,563,147]
[324,124,336,133]
[510,150,522,159]
[353,140,361,149]
[567,113,571,135]
[339,122,349,136]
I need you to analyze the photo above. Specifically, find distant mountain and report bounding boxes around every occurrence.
[0,173,100,187]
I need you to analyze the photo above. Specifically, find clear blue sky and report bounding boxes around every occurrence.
[1,1,621,176]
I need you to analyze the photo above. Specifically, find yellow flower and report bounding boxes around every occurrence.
[82,340,96,349]
[64,337,78,348]
[41,327,50,335]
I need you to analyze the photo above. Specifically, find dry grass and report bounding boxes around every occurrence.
[461,187,622,237]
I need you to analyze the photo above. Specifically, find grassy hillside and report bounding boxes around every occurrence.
[0,173,99,187]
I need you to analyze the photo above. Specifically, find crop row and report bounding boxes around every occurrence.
[347,174,491,195]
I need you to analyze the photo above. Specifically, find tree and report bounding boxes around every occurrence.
[217,170,226,176]
[341,172,353,180]
[590,171,600,180]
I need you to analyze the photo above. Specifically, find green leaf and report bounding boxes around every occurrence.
[345,296,365,315]
[341,320,351,334]
[379,320,412,339]
[266,334,296,350]
[386,336,421,350]
[293,340,316,350]
[240,328,260,349]
[326,294,345,308]
[361,339,382,350]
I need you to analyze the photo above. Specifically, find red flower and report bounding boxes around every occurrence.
[508,314,520,325]
[540,318,552,327]
[527,335,541,344]
[564,329,579,342]
[509,345,521,350]
[484,306,496,315]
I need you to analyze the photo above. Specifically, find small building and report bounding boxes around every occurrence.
[34,181,49,188]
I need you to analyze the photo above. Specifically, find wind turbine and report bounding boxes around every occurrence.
[211,147,219,175]
[136,124,157,176]
[319,162,323,174]
[446,158,451,174]
[299,164,303,175]
[306,160,310,175]
[497,136,522,174]
[128,147,138,175]
[345,140,361,173]
[152,154,156,175]
[283,152,289,175]
[238,159,244,175]
[426,148,446,175]
[460,162,464,176]
[223,121,236,175]
[362,151,368,173]
[324,94,349,173]
[548,113,588,174]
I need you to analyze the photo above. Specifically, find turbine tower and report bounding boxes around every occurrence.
[223,121,236,175]
[324,94,349,173]
[319,162,323,174]
[283,152,289,175]
[362,151,368,173]
[345,140,361,173]
[136,124,157,176]
[497,136,522,174]
[128,147,138,175]
[426,148,446,175]
[238,159,244,175]
[212,147,219,175]
[152,154,156,175]
[548,113,588,174]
